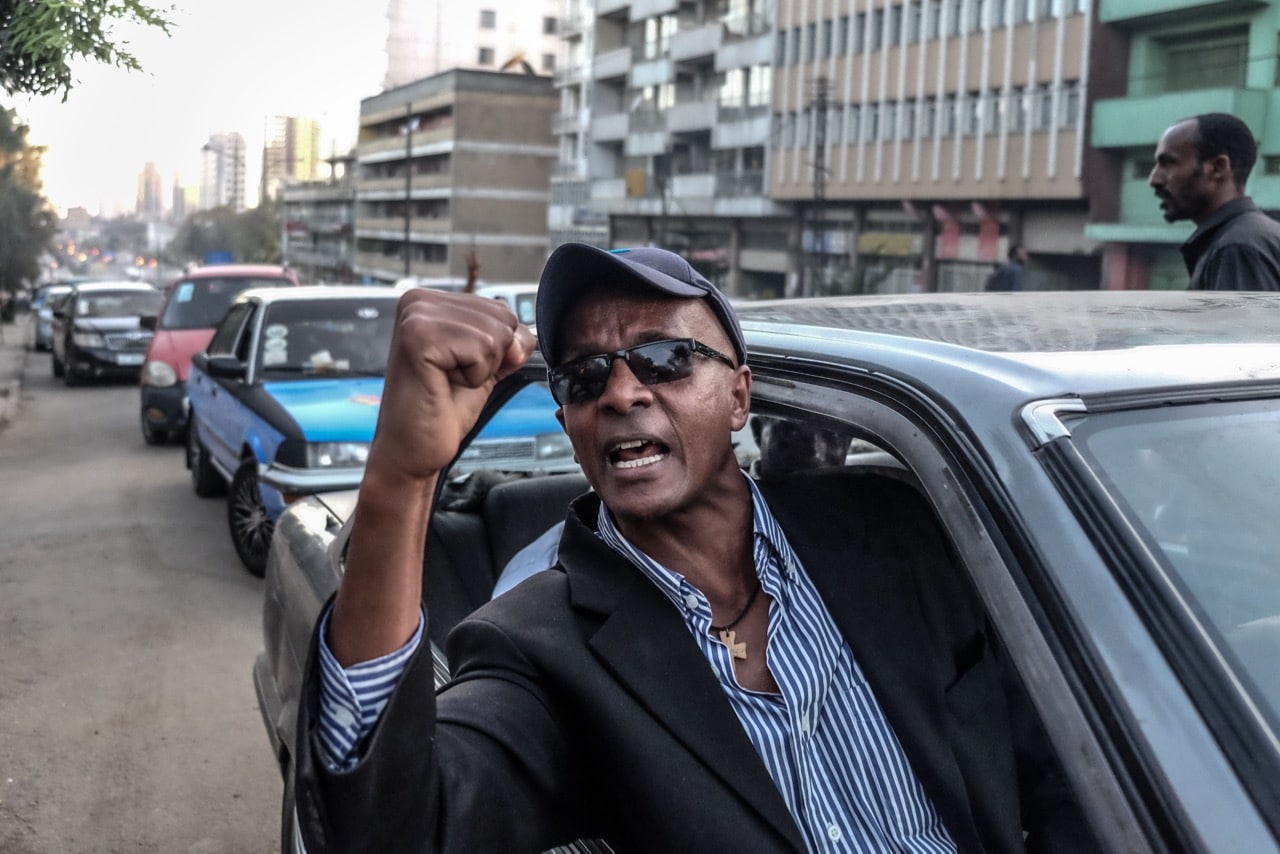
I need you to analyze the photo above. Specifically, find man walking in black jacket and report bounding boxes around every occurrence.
[1149,112,1280,290]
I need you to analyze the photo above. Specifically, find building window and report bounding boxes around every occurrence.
[800,109,811,146]
[942,94,957,135]
[923,99,937,136]
[790,27,802,64]
[543,16,557,35]
[1008,86,1026,131]
[777,31,788,64]
[747,65,772,106]
[542,53,556,72]
[963,93,981,135]
[867,104,880,141]
[889,5,902,45]
[838,15,850,54]
[903,98,917,139]
[947,0,963,36]
[870,9,884,50]
[907,2,923,43]
[806,22,817,61]
[783,112,797,146]
[1165,28,1247,92]
[1059,80,1080,129]
[822,20,833,58]
[993,0,1007,26]
[847,104,862,142]
[971,0,985,32]
[478,46,495,65]
[480,9,496,28]
[852,13,865,53]
[828,106,843,143]
[1015,0,1032,22]
[1033,83,1053,130]
[927,0,942,37]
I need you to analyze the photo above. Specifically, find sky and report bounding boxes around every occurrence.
[12,0,390,217]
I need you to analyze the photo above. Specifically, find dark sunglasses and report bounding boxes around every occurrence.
[548,338,736,405]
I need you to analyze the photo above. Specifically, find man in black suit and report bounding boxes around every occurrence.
[295,244,1095,852]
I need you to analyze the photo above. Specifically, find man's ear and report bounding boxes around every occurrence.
[1206,153,1233,186]
[729,366,752,432]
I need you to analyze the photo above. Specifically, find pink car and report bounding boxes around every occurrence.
[139,264,298,444]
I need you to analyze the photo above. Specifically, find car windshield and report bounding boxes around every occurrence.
[1071,398,1280,720]
[257,298,396,378]
[161,277,289,329]
[75,290,162,318]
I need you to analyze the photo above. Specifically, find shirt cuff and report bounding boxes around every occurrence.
[315,606,424,771]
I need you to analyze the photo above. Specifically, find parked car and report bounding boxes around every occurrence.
[187,286,573,577]
[26,282,74,351]
[474,282,538,325]
[50,281,164,386]
[255,290,1280,853]
[139,264,299,445]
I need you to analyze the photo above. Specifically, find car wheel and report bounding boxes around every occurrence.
[188,419,225,498]
[141,411,169,445]
[51,352,64,378]
[228,459,273,577]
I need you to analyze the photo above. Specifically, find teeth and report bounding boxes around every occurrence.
[613,439,645,452]
[614,452,668,469]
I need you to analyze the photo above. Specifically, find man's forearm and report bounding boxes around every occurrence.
[329,458,438,666]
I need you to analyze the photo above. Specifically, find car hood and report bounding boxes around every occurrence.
[262,378,384,443]
[147,328,216,381]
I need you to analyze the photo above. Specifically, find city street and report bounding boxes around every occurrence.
[0,337,278,852]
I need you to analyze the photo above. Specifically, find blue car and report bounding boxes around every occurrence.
[186,286,570,575]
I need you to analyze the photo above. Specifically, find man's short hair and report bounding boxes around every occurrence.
[1191,113,1258,190]
[1008,244,1023,261]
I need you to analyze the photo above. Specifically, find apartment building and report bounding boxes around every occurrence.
[772,0,1104,293]
[281,152,358,283]
[385,0,565,88]
[136,161,164,220]
[353,68,557,283]
[565,0,791,297]
[200,132,247,213]
[261,115,322,203]
[1086,0,1280,290]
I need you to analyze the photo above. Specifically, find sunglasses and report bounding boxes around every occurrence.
[548,338,736,405]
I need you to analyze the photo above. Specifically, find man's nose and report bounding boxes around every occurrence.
[596,356,652,410]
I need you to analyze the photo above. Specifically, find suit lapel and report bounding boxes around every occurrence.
[559,501,807,851]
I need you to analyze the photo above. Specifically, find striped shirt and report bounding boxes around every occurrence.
[317,475,955,851]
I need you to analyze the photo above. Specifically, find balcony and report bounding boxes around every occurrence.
[670,23,723,64]
[357,128,453,162]
[670,173,716,200]
[591,112,630,141]
[629,0,678,21]
[592,46,632,81]
[552,112,583,134]
[356,217,453,239]
[596,0,629,15]
[1092,88,1269,148]
[552,161,586,180]
[715,30,772,71]
[629,57,673,89]
[1100,0,1255,26]
[559,10,584,36]
[715,170,765,198]
[355,251,449,282]
[713,104,771,149]
[357,173,452,198]
[553,64,585,86]
[667,99,717,133]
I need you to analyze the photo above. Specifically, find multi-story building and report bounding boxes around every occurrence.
[136,161,163,220]
[771,0,1103,295]
[353,68,557,283]
[200,132,247,212]
[385,0,564,88]
[281,152,359,283]
[261,115,323,203]
[568,0,790,297]
[1086,0,1280,289]
[171,174,187,221]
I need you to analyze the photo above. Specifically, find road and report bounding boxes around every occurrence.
[0,350,279,853]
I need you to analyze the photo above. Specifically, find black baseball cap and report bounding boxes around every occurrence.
[535,243,747,367]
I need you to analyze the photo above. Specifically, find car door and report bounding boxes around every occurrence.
[190,300,257,476]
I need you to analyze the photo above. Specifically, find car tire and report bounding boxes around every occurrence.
[51,352,64,378]
[141,411,169,445]
[188,418,225,498]
[228,459,272,578]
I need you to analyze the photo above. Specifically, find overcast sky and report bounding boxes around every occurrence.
[14,0,389,217]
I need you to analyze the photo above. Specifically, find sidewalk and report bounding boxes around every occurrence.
[0,316,31,429]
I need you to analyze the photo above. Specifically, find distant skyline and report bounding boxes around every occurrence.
[13,0,390,217]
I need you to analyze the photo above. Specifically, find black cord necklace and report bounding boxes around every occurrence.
[711,579,761,661]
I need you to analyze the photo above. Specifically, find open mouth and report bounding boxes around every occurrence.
[609,438,670,470]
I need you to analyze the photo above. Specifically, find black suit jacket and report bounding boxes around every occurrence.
[295,470,1093,853]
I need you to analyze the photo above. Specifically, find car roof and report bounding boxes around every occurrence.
[475,283,538,297]
[235,285,402,304]
[178,264,295,280]
[68,280,161,294]
[735,291,1280,400]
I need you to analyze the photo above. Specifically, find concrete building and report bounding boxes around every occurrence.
[1086,0,1280,290]
[261,115,323,203]
[200,132,247,212]
[136,161,164,220]
[771,0,1102,295]
[354,68,557,283]
[281,152,359,283]
[385,0,564,88]
[564,0,789,297]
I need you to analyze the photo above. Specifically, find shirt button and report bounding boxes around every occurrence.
[683,594,699,610]
[827,823,843,842]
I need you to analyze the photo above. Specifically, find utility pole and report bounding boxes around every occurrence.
[403,101,414,277]
[808,75,829,297]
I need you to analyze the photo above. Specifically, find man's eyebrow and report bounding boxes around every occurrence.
[563,328,679,359]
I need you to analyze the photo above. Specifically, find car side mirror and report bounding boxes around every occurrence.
[139,315,157,331]
[205,354,247,380]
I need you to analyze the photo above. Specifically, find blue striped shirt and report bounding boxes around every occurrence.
[317,476,955,851]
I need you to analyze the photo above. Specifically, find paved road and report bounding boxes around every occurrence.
[0,342,279,853]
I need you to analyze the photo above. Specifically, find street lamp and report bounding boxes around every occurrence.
[402,103,419,277]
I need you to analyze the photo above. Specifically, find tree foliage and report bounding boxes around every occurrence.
[0,108,57,296]
[168,202,282,266]
[0,0,173,100]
